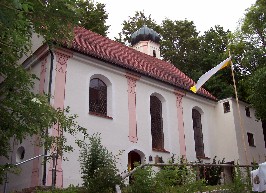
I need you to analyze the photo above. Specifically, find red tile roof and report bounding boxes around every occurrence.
[69,27,216,100]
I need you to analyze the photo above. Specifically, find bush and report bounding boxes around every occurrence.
[227,165,252,193]
[79,133,122,193]
[155,157,205,193]
[197,156,225,186]
[126,165,155,193]
[36,185,84,193]
[124,157,206,193]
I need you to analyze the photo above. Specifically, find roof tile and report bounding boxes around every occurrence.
[70,27,216,100]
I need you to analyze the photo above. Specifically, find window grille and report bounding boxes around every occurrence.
[192,109,205,157]
[150,96,164,150]
[89,78,107,115]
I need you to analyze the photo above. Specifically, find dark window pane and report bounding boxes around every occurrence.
[245,107,251,117]
[153,50,156,57]
[150,96,164,149]
[223,102,230,113]
[192,109,205,157]
[89,78,107,115]
[247,132,255,146]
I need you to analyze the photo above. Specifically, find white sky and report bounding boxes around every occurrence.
[96,0,256,40]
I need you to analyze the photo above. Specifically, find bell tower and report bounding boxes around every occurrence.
[131,25,161,58]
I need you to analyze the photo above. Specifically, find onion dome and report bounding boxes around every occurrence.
[131,25,161,46]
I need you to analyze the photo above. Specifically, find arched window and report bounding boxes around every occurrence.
[89,78,107,115]
[150,95,164,150]
[16,146,25,163]
[192,109,205,157]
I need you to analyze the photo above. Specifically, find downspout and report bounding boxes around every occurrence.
[42,47,54,185]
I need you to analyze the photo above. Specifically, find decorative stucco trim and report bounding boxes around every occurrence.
[125,72,140,143]
[31,57,47,187]
[47,50,73,188]
[174,90,186,157]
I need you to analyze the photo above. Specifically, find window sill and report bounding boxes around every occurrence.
[89,111,113,120]
[249,145,256,148]
[152,148,170,153]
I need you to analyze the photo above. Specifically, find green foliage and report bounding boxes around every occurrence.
[0,61,88,182]
[245,66,266,120]
[114,11,160,45]
[241,0,266,50]
[127,165,155,193]
[230,0,266,118]
[79,133,122,193]
[155,157,205,193]
[76,0,109,36]
[160,19,200,79]
[196,26,234,99]
[0,0,108,184]
[156,156,190,187]
[197,156,225,186]
[36,185,84,193]
[124,157,206,193]
[227,165,252,193]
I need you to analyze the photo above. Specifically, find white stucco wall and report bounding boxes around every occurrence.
[62,53,131,186]
[231,99,266,164]
[62,53,183,186]
[135,76,180,161]
[132,41,160,58]
[212,99,239,163]
[60,51,225,187]
[210,98,266,165]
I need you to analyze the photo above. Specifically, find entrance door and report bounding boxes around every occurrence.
[128,151,141,171]
[128,151,141,183]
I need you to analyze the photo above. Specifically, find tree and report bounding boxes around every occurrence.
[230,0,266,120]
[160,19,200,78]
[245,66,266,120]
[76,0,109,36]
[198,26,230,71]
[114,11,160,45]
[197,26,234,99]
[229,0,265,74]
[0,0,109,183]
[241,0,266,51]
